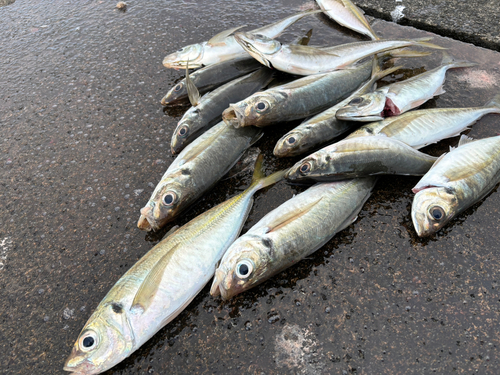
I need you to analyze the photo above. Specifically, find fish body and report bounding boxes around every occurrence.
[162,10,319,69]
[273,61,401,157]
[345,94,500,149]
[64,158,285,374]
[316,0,379,40]
[222,59,373,128]
[412,135,500,237]
[234,33,444,76]
[138,122,262,231]
[336,54,477,121]
[286,136,437,182]
[210,177,376,300]
[161,57,262,106]
[171,67,273,154]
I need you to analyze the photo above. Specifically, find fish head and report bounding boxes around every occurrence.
[161,81,187,106]
[234,32,281,68]
[285,152,324,181]
[162,43,204,70]
[411,187,458,237]
[170,115,197,155]
[210,239,268,300]
[137,179,186,231]
[273,131,305,157]
[336,92,386,122]
[223,92,284,128]
[64,307,132,374]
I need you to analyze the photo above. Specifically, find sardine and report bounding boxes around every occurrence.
[162,9,320,69]
[210,177,376,300]
[336,53,476,121]
[222,58,374,128]
[316,0,379,40]
[170,67,273,154]
[345,93,500,149]
[233,33,444,76]
[273,60,401,157]
[64,157,285,374]
[412,135,500,237]
[138,121,262,231]
[286,136,438,182]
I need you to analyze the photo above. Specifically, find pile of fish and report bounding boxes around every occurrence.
[63,1,500,374]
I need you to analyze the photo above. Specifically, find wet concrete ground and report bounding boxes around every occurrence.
[1,0,500,374]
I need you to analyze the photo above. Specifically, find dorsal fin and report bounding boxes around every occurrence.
[185,61,200,107]
[131,242,181,313]
[208,25,247,45]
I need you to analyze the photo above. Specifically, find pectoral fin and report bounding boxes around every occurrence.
[185,61,200,107]
[265,196,323,233]
[131,243,180,313]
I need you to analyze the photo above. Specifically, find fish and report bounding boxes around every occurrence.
[336,53,477,121]
[210,177,376,300]
[316,0,379,40]
[170,66,273,154]
[285,136,438,182]
[411,135,500,237]
[64,156,286,374]
[345,93,500,149]
[138,121,262,231]
[222,58,374,128]
[162,9,320,70]
[273,59,401,157]
[160,57,262,106]
[233,32,444,76]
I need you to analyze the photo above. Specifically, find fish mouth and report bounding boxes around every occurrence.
[223,105,246,128]
[335,109,383,122]
[210,269,235,300]
[160,96,169,106]
[162,58,203,70]
[137,206,161,232]
[63,352,98,374]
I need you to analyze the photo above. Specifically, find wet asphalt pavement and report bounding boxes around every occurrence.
[1,0,500,374]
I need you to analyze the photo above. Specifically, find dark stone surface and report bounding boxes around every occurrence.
[356,0,500,51]
[1,0,500,374]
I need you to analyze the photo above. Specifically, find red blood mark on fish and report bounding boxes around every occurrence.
[382,97,401,118]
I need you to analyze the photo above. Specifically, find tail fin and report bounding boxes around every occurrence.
[248,154,287,193]
[485,93,500,112]
[412,37,447,50]
[441,52,477,69]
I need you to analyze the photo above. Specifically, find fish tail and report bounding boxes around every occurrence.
[441,52,477,69]
[248,154,286,192]
[485,93,500,112]
[413,39,447,50]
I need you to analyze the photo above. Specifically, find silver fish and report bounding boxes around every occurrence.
[412,135,500,237]
[138,121,262,231]
[273,60,401,157]
[64,157,285,374]
[171,67,273,154]
[161,57,262,106]
[286,136,438,182]
[210,177,376,300]
[222,58,373,128]
[316,0,379,40]
[162,9,320,69]
[345,93,500,149]
[336,53,476,121]
[234,33,444,76]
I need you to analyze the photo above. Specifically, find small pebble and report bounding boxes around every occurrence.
[116,1,127,10]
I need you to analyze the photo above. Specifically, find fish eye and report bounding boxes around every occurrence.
[177,48,184,52]
[429,206,445,221]
[349,97,364,105]
[174,83,183,91]
[178,125,189,138]
[255,100,270,113]
[79,331,98,352]
[287,136,296,144]
[236,260,253,279]
[162,191,177,206]
[299,162,311,174]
